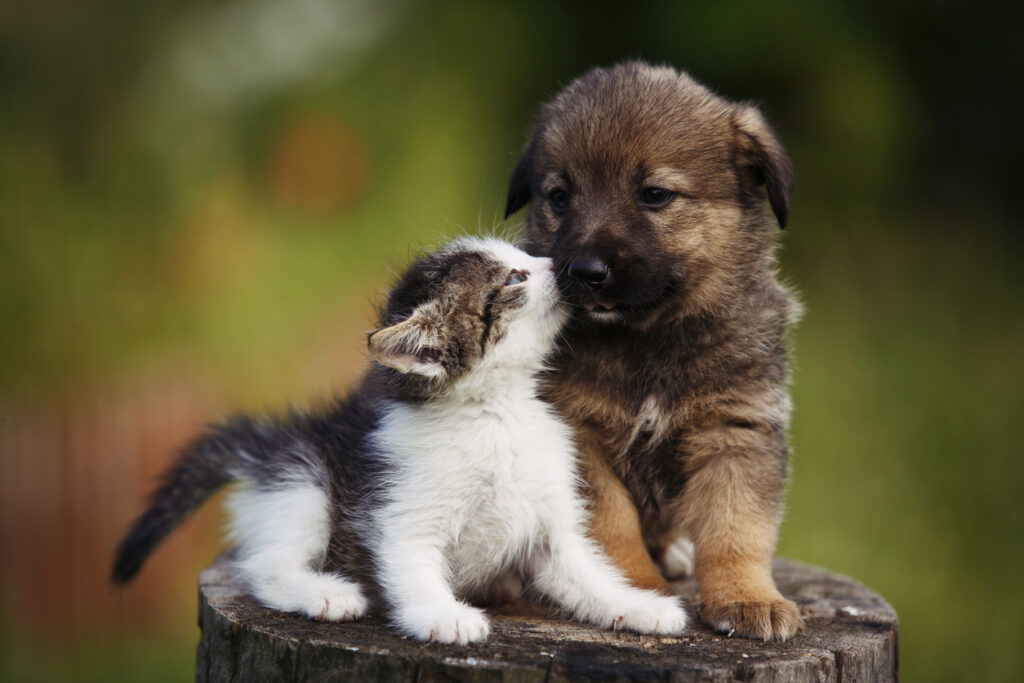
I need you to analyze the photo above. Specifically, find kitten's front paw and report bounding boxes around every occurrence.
[613,593,689,635]
[403,603,490,644]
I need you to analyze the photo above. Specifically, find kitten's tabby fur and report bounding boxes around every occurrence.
[112,238,687,644]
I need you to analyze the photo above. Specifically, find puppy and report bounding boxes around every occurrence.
[504,62,802,640]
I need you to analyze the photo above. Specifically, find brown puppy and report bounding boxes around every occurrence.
[504,62,802,641]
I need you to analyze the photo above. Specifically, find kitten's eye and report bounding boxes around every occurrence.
[504,269,529,286]
[639,186,676,209]
[548,189,570,213]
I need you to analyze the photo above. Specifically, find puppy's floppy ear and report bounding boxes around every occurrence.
[367,305,446,378]
[504,138,535,219]
[733,106,794,229]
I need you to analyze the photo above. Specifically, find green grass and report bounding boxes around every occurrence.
[779,226,1024,682]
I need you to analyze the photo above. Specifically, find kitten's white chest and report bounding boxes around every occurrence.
[447,404,563,553]
[375,394,575,592]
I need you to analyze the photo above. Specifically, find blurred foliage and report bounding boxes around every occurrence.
[1,0,1022,681]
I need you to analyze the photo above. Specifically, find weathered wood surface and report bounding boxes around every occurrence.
[197,554,897,682]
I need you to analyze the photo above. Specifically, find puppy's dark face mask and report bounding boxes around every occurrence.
[505,63,793,327]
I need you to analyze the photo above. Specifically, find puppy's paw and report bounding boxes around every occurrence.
[658,535,695,581]
[613,593,689,635]
[300,577,368,622]
[402,603,491,644]
[700,597,802,641]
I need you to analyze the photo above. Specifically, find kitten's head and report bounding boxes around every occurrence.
[367,238,566,398]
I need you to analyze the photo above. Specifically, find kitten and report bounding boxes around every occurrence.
[112,237,688,644]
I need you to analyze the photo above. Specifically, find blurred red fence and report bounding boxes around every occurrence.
[0,372,224,643]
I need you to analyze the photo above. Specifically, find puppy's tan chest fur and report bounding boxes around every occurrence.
[543,349,697,517]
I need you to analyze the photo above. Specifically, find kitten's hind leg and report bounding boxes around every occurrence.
[249,568,367,622]
[227,482,368,622]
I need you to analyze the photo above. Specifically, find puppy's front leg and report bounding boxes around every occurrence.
[578,437,671,593]
[680,425,802,641]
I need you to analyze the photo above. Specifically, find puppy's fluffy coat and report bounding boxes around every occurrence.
[506,62,802,640]
[112,238,687,644]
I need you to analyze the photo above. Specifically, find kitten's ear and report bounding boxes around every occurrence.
[367,306,446,378]
[733,105,794,229]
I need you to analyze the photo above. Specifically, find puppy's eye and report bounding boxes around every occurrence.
[548,189,570,213]
[504,269,529,286]
[639,187,676,209]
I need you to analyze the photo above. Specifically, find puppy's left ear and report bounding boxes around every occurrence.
[504,139,535,219]
[733,106,794,229]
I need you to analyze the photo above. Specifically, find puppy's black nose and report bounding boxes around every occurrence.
[568,258,610,288]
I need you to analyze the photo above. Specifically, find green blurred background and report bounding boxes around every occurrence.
[1,1,1021,680]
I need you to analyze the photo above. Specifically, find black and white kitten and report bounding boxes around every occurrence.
[112,238,688,644]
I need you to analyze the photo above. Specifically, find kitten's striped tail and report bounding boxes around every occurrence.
[110,418,262,584]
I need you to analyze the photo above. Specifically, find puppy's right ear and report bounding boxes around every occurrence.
[504,139,535,218]
[367,305,445,378]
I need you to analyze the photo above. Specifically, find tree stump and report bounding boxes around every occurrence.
[197,553,897,682]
